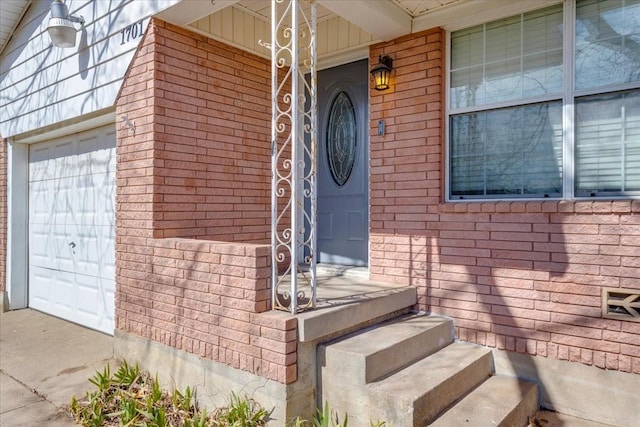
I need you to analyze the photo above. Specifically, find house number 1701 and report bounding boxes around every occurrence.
[120,20,144,45]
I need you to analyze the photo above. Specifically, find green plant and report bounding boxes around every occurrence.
[189,409,208,427]
[172,387,185,412]
[82,390,106,427]
[119,397,139,425]
[214,392,271,426]
[151,374,163,403]
[288,416,311,426]
[88,364,111,393]
[151,406,167,427]
[70,360,282,427]
[114,359,140,387]
[182,386,194,412]
[313,402,348,427]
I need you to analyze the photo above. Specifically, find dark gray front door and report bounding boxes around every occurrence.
[317,60,368,266]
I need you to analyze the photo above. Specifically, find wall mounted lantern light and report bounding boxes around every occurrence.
[370,55,393,91]
[47,0,85,48]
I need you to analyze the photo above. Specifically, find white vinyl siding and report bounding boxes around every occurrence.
[0,0,179,138]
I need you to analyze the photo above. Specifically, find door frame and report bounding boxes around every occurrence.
[4,112,115,311]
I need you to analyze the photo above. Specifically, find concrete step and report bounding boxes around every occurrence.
[368,342,493,427]
[319,313,454,383]
[429,375,539,427]
[297,286,416,342]
[529,410,617,427]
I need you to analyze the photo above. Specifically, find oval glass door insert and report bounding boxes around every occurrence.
[326,91,357,186]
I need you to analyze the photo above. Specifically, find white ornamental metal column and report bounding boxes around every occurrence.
[270,0,317,314]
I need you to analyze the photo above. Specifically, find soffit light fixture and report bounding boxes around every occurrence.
[47,0,85,48]
[370,55,393,91]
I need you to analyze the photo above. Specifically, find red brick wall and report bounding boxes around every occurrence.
[370,29,640,374]
[118,20,271,243]
[0,138,6,294]
[115,20,297,384]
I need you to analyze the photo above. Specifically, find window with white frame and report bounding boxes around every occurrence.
[448,0,640,200]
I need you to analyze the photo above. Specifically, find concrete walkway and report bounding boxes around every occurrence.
[0,309,114,426]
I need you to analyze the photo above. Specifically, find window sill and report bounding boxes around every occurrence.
[438,200,640,214]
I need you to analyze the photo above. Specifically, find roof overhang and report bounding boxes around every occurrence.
[318,0,412,42]
[0,0,31,55]
[156,0,241,26]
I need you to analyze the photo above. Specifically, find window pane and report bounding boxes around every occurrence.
[576,89,640,194]
[450,4,563,109]
[523,6,564,96]
[451,25,483,70]
[326,92,357,187]
[450,114,486,195]
[576,0,640,90]
[451,66,484,107]
[450,102,563,198]
[451,25,484,108]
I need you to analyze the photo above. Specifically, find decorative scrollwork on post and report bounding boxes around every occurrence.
[269,0,317,314]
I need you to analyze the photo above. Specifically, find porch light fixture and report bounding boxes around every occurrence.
[47,0,85,48]
[370,55,393,91]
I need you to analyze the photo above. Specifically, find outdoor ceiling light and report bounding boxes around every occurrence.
[47,0,85,48]
[370,55,393,91]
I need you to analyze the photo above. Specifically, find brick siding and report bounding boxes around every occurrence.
[118,20,271,243]
[0,138,6,294]
[370,28,640,374]
[115,20,297,384]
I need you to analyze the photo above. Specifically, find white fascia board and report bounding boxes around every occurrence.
[156,0,241,26]
[318,0,411,42]
[413,0,563,32]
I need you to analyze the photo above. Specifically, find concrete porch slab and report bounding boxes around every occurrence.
[293,271,417,342]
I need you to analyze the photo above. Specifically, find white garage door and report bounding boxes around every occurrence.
[28,125,116,334]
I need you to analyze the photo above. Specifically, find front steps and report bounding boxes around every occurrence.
[318,313,538,426]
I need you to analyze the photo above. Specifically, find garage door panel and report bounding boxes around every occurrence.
[29,140,75,182]
[30,222,75,270]
[29,269,54,306]
[74,225,115,279]
[30,268,75,314]
[74,273,114,333]
[28,223,52,265]
[52,274,75,310]
[78,145,116,175]
[30,133,115,183]
[29,124,115,335]
[29,180,56,223]
[77,130,116,175]
[30,175,114,228]
[73,171,115,227]
[29,266,114,334]
[30,222,114,279]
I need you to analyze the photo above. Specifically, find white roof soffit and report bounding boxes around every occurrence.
[318,0,411,42]
[413,0,563,32]
[157,0,242,26]
[0,0,31,55]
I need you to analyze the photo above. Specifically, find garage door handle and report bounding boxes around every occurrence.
[69,242,76,249]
